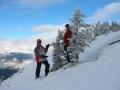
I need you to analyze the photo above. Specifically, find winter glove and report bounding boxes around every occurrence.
[45,44,50,53]
[46,44,50,49]
[41,55,48,58]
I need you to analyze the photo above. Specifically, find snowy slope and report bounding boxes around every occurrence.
[80,31,120,62]
[0,31,120,90]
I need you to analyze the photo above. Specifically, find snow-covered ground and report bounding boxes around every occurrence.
[0,31,120,90]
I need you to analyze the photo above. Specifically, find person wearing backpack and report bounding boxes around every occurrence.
[34,39,50,79]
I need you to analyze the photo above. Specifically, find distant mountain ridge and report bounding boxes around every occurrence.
[0,52,33,62]
[0,52,33,68]
[0,52,33,82]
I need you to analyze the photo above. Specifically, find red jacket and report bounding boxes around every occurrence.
[64,29,72,46]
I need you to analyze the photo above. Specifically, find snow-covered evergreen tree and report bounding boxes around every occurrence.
[51,9,120,71]
[110,21,120,32]
[84,25,95,43]
[93,21,120,37]
[68,9,87,61]
[94,21,102,36]
[0,79,1,84]
[50,30,65,71]
[101,22,110,35]
[118,23,120,31]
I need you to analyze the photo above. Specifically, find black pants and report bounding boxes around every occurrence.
[36,60,50,77]
[64,45,70,62]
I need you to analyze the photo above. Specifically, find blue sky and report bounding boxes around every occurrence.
[0,0,120,40]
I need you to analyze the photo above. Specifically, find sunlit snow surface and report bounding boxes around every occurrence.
[1,31,120,90]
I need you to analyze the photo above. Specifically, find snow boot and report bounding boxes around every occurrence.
[35,76,39,79]
[45,73,48,76]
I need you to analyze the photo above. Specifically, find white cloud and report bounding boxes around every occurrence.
[18,0,68,8]
[32,24,65,44]
[0,24,65,53]
[0,39,34,53]
[33,24,64,33]
[87,2,120,23]
[0,38,50,54]
[0,35,55,54]
[0,0,69,9]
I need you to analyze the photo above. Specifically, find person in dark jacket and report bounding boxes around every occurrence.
[64,24,72,62]
[34,39,50,79]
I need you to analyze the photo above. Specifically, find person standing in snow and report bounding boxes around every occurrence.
[64,24,73,62]
[34,39,50,79]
